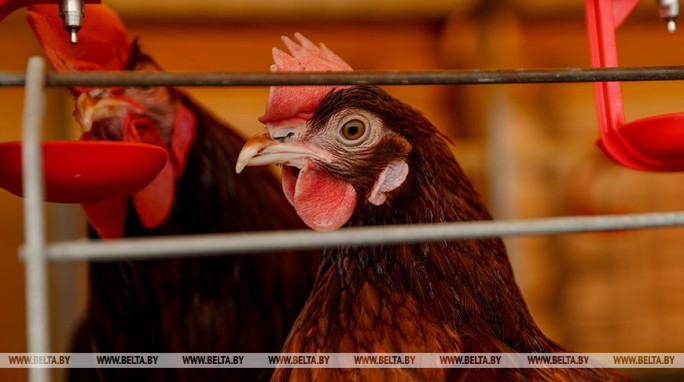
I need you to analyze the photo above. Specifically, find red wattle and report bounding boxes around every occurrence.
[82,198,128,238]
[124,115,175,230]
[281,167,296,207]
[287,161,356,232]
[132,161,175,229]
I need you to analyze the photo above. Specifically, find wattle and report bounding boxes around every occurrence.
[82,103,196,239]
[281,160,356,232]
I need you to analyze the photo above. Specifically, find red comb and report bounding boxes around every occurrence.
[26,4,131,73]
[258,33,353,126]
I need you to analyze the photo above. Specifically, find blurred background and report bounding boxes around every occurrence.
[1,0,684,380]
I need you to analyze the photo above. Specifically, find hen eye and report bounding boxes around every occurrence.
[340,119,366,141]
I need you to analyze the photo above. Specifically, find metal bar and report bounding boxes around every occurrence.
[38,211,684,262]
[3,66,684,87]
[21,56,50,382]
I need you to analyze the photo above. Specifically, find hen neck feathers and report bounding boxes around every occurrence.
[317,125,548,351]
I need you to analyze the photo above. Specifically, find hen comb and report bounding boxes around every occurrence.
[258,33,353,126]
[26,4,131,74]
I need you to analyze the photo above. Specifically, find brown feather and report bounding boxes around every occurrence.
[272,87,633,382]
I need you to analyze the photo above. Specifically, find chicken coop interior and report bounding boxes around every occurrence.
[2,0,684,381]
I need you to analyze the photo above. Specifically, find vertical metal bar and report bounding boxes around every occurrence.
[47,93,85,379]
[22,56,49,382]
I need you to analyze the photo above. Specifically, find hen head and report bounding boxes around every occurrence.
[27,5,196,238]
[238,35,416,231]
[74,47,178,146]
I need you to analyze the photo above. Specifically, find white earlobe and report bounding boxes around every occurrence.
[367,160,409,206]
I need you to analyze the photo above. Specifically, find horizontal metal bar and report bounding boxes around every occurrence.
[35,211,684,262]
[3,66,684,88]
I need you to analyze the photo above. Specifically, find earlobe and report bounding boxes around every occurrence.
[367,160,409,206]
[170,102,197,176]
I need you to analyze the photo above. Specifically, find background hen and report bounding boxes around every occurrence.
[237,34,635,382]
[24,6,318,382]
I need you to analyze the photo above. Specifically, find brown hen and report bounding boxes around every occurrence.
[237,34,635,382]
[23,6,318,382]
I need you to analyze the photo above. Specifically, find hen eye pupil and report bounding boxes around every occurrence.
[341,119,365,140]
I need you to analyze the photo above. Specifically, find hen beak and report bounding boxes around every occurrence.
[74,92,143,132]
[236,130,332,173]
